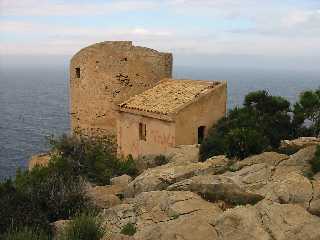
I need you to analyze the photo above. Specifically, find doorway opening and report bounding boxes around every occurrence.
[198,126,205,144]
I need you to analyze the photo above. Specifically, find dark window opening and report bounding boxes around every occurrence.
[75,67,81,78]
[139,123,147,141]
[198,126,206,144]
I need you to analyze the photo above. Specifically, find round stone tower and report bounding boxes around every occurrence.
[69,41,173,137]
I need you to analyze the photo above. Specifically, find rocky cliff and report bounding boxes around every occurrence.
[47,139,320,240]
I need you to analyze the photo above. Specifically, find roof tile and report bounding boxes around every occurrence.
[119,79,220,115]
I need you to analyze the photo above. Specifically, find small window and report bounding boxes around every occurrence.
[75,67,81,78]
[139,123,146,141]
[198,126,206,144]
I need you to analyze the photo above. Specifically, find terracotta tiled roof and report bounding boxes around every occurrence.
[119,79,220,115]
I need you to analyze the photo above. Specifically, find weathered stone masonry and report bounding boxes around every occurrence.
[70,41,227,158]
[70,41,172,137]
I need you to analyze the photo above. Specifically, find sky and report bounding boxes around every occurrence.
[1,0,320,70]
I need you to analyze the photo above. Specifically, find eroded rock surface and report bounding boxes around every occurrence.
[102,190,222,239]
[97,144,320,240]
[213,201,320,240]
[167,174,264,205]
[281,137,320,150]
[125,156,229,197]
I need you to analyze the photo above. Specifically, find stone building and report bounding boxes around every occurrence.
[70,41,172,137]
[117,79,227,158]
[70,41,227,158]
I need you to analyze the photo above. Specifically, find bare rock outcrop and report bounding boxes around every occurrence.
[281,137,320,150]
[111,175,133,186]
[102,190,222,239]
[135,145,200,172]
[213,201,320,240]
[86,185,122,209]
[273,145,317,178]
[98,143,320,240]
[125,156,229,197]
[167,174,264,205]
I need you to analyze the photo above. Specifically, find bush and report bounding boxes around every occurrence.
[200,91,293,161]
[15,156,92,222]
[310,146,320,174]
[154,155,169,166]
[0,180,50,236]
[48,135,137,185]
[225,128,268,159]
[293,88,320,137]
[60,212,105,240]
[2,227,49,240]
[0,155,93,236]
[120,223,136,236]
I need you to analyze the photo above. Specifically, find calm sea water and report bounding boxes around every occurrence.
[0,65,319,180]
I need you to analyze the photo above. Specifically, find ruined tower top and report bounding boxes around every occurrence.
[69,41,173,137]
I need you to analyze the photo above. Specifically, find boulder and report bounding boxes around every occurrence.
[258,172,313,209]
[231,152,289,171]
[135,145,200,173]
[167,174,264,205]
[273,146,317,178]
[102,190,222,239]
[309,180,320,216]
[281,137,320,150]
[256,201,320,240]
[125,156,229,197]
[163,144,200,164]
[212,201,320,240]
[86,185,121,209]
[222,162,274,192]
[111,175,132,186]
[28,153,50,170]
[221,147,317,193]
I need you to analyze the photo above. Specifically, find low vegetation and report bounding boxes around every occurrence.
[59,213,105,240]
[310,146,320,174]
[1,134,137,238]
[120,223,136,236]
[49,134,138,185]
[0,155,93,238]
[2,227,49,240]
[200,88,320,161]
[154,154,170,166]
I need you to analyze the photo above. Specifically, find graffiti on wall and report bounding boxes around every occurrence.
[150,129,175,146]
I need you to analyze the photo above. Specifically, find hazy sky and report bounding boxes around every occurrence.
[1,0,320,70]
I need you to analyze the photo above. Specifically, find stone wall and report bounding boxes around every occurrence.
[175,82,227,145]
[117,112,176,158]
[117,81,227,158]
[70,41,172,137]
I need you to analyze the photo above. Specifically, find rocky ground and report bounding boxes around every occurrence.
[46,138,320,240]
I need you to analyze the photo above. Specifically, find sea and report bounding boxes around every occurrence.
[0,65,319,180]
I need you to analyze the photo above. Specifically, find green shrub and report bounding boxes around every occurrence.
[225,128,268,159]
[15,156,92,222]
[60,213,105,240]
[293,88,320,137]
[154,155,169,166]
[200,91,293,161]
[120,223,136,236]
[0,179,50,235]
[48,135,137,185]
[0,155,93,236]
[2,227,49,240]
[311,146,320,174]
